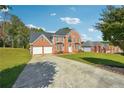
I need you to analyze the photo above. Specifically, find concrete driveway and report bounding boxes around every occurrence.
[13,55,124,88]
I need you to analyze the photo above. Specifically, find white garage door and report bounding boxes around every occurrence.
[33,47,42,55]
[68,47,72,52]
[44,47,52,54]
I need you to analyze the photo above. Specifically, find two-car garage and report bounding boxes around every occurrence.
[32,47,52,55]
[31,34,53,55]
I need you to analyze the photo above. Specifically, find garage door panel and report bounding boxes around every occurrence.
[44,47,52,54]
[33,47,42,54]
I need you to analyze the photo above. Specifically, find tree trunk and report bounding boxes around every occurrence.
[11,39,14,48]
[2,22,5,48]
[3,39,5,48]
[2,12,7,48]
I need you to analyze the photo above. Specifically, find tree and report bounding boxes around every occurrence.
[9,15,30,48]
[21,26,30,48]
[0,5,11,47]
[0,6,32,48]
[0,5,10,10]
[30,28,44,33]
[96,6,124,52]
[0,14,30,48]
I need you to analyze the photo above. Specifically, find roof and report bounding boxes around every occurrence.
[43,32,54,42]
[30,27,74,43]
[55,27,72,35]
[29,31,54,43]
[82,41,109,47]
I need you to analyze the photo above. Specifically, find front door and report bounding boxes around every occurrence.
[56,44,63,52]
[68,46,72,52]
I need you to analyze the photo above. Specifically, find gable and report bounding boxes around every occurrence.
[68,30,81,42]
[32,35,52,47]
[30,32,54,43]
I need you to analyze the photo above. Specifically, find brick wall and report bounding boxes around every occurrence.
[53,30,81,53]
[32,35,51,47]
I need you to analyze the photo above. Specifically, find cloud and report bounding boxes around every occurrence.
[26,24,40,29]
[26,24,46,31]
[0,19,3,22]
[69,7,76,12]
[81,34,92,41]
[41,27,46,31]
[60,17,81,25]
[50,13,56,16]
[0,16,3,21]
[47,31,56,33]
[97,35,103,41]
[88,28,97,32]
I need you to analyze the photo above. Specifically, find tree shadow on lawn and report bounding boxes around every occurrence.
[0,64,26,88]
[0,62,56,88]
[82,57,124,68]
[115,53,124,56]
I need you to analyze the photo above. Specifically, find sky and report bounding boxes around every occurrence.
[3,5,107,41]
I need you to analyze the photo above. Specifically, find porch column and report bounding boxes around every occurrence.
[64,35,68,53]
[52,35,56,54]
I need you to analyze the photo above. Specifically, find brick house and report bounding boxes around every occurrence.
[30,28,81,55]
[82,41,122,53]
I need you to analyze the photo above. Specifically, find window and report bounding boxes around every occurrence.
[78,39,80,42]
[68,37,72,42]
[78,45,80,50]
[74,44,80,50]
[73,38,75,42]
[56,44,63,52]
[56,44,59,50]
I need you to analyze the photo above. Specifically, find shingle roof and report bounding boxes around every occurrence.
[30,27,72,43]
[83,41,109,47]
[55,27,72,35]
[83,41,95,47]
[29,31,54,43]
[43,32,54,42]
[29,32,41,43]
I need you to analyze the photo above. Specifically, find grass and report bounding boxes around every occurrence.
[59,52,124,67]
[0,48,31,88]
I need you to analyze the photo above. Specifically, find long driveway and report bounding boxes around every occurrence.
[13,55,124,88]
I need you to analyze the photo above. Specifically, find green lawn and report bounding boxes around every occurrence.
[59,52,124,67]
[0,48,31,88]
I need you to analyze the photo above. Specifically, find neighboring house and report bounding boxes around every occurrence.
[81,41,96,52]
[30,28,81,55]
[82,41,122,53]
